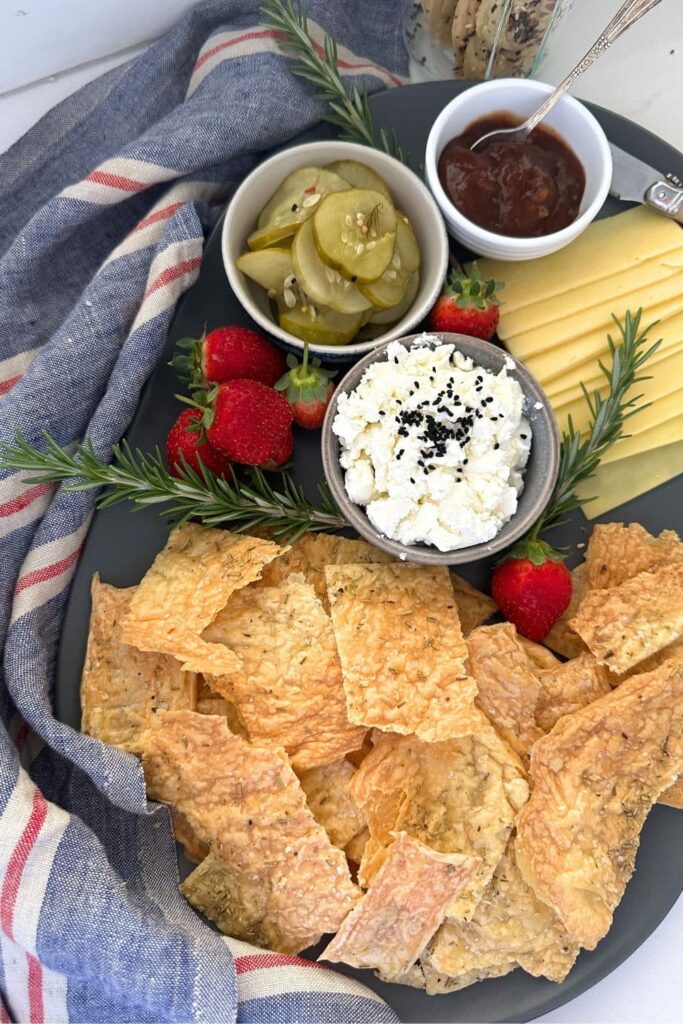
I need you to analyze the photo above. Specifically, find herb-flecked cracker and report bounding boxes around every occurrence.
[584,522,682,591]
[570,563,683,673]
[466,623,543,760]
[450,573,497,635]
[535,652,612,733]
[516,659,683,949]
[298,757,366,848]
[326,563,479,742]
[543,563,587,660]
[322,832,479,977]
[144,710,359,953]
[202,573,365,770]
[349,714,529,920]
[121,523,282,673]
[80,575,196,755]
[256,533,395,609]
[421,843,578,991]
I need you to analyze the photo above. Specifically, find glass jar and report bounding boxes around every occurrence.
[403,0,576,80]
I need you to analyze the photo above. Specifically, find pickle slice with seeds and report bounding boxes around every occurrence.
[236,248,294,293]
[368,271,420,325]
[313,188,397,284]
[358,217,420,308]
[292,219,372,315]
[247,221,299,251]
[325,160,391,199]
[256,166,350,232]
[278,301,362,346]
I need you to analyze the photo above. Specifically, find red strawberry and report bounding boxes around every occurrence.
[491,540,573,642]
[427,265,503,341]
[205,379,293,466]
[165,408,232,479]
[274,342,337,429]
[172,325,286,390]
[262,426,294,470]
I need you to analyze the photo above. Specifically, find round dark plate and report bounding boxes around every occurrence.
[55,81,683,1023]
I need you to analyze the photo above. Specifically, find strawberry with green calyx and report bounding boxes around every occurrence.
[427,264,504,341]
[178,378,293,467]
[274,342,337,429]
[165,407,233,480]
[491,539,572,643]
[171,325,286,391]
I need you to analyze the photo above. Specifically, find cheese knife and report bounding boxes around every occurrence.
[609,142,683,223]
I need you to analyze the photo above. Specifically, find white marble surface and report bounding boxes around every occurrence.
[0,1,682,1022]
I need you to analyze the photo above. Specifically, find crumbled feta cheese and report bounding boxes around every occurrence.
[332,337,532,552]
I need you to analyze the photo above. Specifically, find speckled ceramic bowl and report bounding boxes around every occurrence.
[321,332,559,565]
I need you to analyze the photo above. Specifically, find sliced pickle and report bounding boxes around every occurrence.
[247,221,299,251]
[325,160,392,199]
[313,188,397,283]
[278,300,362,346]
[256,166,350,233]
[368,271,420,325]
[236,248,294,292]
[292,219,372,315]
[358,217,420,308]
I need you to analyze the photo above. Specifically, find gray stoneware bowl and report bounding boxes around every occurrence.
[321,332,559,565]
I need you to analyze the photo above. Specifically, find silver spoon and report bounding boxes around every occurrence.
[469,0,664,151]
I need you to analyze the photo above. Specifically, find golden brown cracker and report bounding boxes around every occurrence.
[423,843,578,989]
[570,563,683,674]
[349,716,528,920]
[584,522,682,591]
[170,806,209,864]
[322,833,479,976]
[298,758,366,849]
[144,710,359,953]
[535,652,612,733]
[467,624,543,760]
[543,563,587,660]
[659,777,683,809]
[516,659,683,949]
[450,573,497,635]
[80,575,196,755]
[256,533,394,609]
[326,563,479,742]
[345,827,370,866]
[121,524,282,672]
[202,574,365,770]
[518,637,562,673]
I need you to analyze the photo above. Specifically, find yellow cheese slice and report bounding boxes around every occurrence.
[555,386,683,440]
[472,207,683,315]
[522,295,683,384]
[600,415,683,464]
[505,274,683,361]
[575,440,683,518]
[546,323,683,399]
[500,249,683,337]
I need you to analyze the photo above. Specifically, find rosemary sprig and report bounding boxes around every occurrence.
[260,0,406,163]
[524,308,662,545]
[0,433,346,541]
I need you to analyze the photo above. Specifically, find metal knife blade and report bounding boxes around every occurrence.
[609,143,683,223]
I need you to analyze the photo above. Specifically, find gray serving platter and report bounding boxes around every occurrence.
[55,81,683,1023]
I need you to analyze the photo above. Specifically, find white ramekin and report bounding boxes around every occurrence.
[425,78,612,261]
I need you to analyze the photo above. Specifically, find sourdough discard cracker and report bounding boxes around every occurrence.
[543,563,587,660]
[518,636,561,673]
[570,563,683,673]
[584,522,682,591]
[450,573,497,635]
[121,524,282,673]
[322,833,479,976]
[424,843,578,988]
[298,758,366,849]
[516,660,683,949]
[144,711,359,953]
[170,806,209,864]
[326,563,479,742]
[349,715,528,920]
[256,533,394,609]
[466,624,543,760]
[535,652,612,733]
[202,574,365,770]
[81,575,196,754]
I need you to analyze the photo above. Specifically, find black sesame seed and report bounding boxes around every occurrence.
[494,442,500,450]
[379,410,385,416]
[521,433,527,439]
[463,458,468,465]
[410,477,415,484]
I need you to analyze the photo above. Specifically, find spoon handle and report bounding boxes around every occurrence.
[524,0,664,136]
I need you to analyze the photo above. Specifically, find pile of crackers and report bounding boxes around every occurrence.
[81,520,683,993]
[421,0,561,79]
